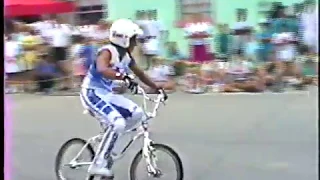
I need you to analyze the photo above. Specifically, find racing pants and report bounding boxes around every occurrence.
[80,88,144,167]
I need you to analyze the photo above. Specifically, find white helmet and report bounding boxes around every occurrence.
[109,19,143,48]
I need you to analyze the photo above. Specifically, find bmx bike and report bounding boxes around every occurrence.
[54,86,184,180]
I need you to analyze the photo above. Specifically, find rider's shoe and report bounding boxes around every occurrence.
[88,164,114,178]
[88,156,114,178]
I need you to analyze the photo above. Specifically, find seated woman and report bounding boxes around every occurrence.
[228,67,267,92]
[198,61,240,93]
[204,61,241,93]
[182,66,206,93]
[212,56,267,93]
[199,62,215,85]
[143,56,176,93]
[182,61,228,93]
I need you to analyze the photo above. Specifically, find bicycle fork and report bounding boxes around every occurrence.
[141,126,159,175]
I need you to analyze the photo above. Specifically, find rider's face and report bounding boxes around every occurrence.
[128,36,138,52]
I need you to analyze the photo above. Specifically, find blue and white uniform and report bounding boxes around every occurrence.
[81,18,145,177]
[80,43,144,176]
[80,44,144,130]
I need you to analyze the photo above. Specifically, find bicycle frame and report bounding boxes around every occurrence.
[66,86,165,169]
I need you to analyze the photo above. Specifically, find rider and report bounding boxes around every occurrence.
[80,19,167,178]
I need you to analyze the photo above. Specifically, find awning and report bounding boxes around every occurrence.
[5,0,76,17]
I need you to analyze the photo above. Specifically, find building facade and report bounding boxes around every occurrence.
[106,0,312,54]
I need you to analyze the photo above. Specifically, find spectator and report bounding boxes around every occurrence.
[226,53,253,83]
[231,10,253,56]
[215,24,232,58]
[148,11,167,57]
[270,6,300,92]
[70,35,86,87]
[49,17,72,90]
[256,19,273,62]
[183,13,213,63]
[182,65,206,94]
[244,31,259,62]
[11,22,26,42]
[33,15,57,43]
[297,46,318,85]
[270,5,289,33]
[199,62,215,85]
[212,55,266,92]
[21,29,42,70]
[79,25,92,39]
[5,34,23,93]
[81,37,97,72]
[90,19,110,43]
[301,0,318,54]
[272,23,303,88]
[34,54,59,94]
[136,11,164,70]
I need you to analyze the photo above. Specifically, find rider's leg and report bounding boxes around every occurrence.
[80,89,126,177]
[106,93,145,130]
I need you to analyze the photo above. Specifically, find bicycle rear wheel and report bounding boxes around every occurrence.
[55,138,95,180]
[129,143,184,180]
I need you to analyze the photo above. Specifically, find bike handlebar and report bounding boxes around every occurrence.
[136,85,166,119]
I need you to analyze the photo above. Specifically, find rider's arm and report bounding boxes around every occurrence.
[96,49,124,80]
[129,59,158,90]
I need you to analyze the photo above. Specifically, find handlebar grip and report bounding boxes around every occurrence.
[157,88,168,101]
[123,74,135,86]
[123,78,130,85]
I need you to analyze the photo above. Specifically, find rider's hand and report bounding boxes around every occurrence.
[157,87,168,101]
[123,74,138,94]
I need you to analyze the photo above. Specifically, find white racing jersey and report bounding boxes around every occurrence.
[81,44,135,92]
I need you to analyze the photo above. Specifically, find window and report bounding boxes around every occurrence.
[135,10,146,19]
[76,5,106,25]
[148,9,158,20]
[293,3,304,14]
[257,1,272,18]
[135,9,158,20]
[236,8,248,21]
[177,0,212,20]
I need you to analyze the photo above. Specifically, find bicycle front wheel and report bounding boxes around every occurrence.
[55,138,95,180]
[129,143,184,180]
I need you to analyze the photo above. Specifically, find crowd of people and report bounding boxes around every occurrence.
[4,0,318,95]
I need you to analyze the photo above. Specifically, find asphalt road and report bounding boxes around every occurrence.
[11,89,318,180]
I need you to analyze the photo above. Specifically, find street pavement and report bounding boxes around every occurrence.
[11,88,318,180]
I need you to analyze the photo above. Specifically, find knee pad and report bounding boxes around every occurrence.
[131,107,144,122]
[113,118,126,133]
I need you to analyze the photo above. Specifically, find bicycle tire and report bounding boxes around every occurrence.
[129,143,184,180]
[54,138,95,180]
